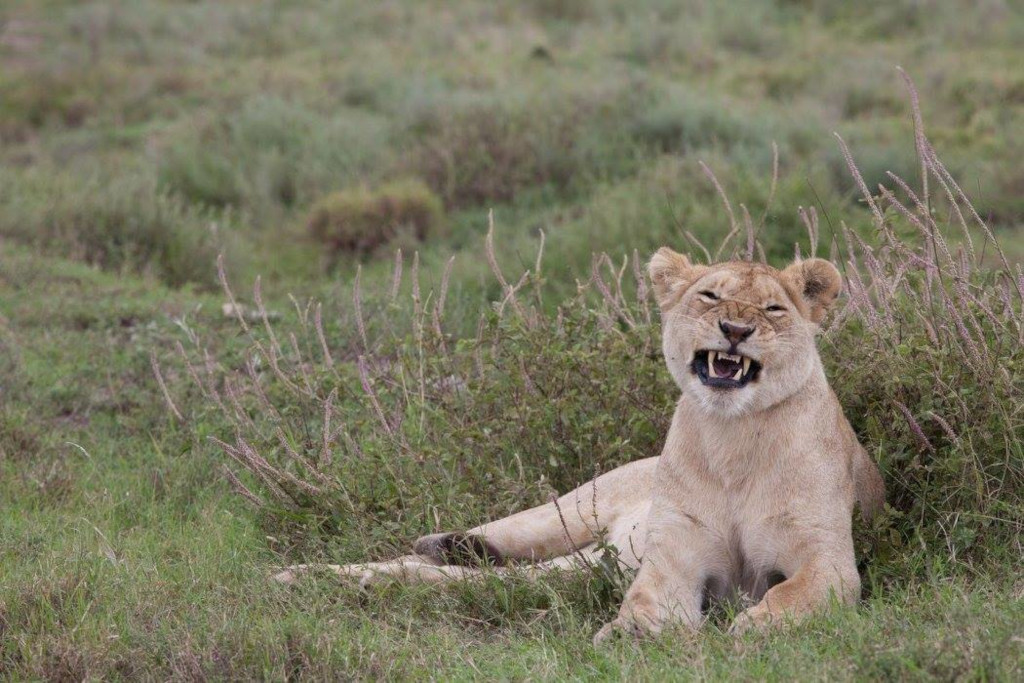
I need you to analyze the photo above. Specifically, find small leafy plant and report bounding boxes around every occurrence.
[307,179,443,258]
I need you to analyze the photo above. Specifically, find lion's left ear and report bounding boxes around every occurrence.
[781,258,842,324]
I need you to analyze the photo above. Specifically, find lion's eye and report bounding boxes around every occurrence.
[698,290,719,301]
[765,304,786,312]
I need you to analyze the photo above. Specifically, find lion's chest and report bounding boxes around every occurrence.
[675,434,843,575]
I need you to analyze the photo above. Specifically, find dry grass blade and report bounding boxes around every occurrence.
[591,254,636,331]
[741,204,755,262]
[390,248,403,303]
[357,355,395,438]
[314,302,334,368]
[833,133,885,229]
[894,401,935,454]
[684,231,712,263]
[433,254,456,341]
[353,265,369,351]
[485,210,529,322]
[798,206,819,257]
[319,388,338,470]
[897,66,930,214]
[700,161,739,261]
[221,465,263,507]
[150,352,184,423]
[218,253,249,334]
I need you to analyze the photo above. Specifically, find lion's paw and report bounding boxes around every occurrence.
[728,605,773,636]
[271,565,305,585]
[593,615,660,646]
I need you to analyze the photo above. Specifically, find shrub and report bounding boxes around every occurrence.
[0,70,94,133]
[632,95,753,153]
[169,79,1021,587]
[626,86,827,187]
[157,96,390,221]
[0,169,225,288]
[157,139,243,209]
[307,179,443,256]
[402,100,572,208]
[400,87,641,209]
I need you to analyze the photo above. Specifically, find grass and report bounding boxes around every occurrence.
[1,0,1022,679]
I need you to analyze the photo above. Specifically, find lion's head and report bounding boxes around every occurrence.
[649,248,842,416]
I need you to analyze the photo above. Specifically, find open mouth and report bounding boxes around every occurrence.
[692,350,761,389]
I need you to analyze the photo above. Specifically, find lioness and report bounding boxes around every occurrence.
[275,249,885,640]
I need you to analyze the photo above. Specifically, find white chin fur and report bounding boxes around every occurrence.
[686,380,756,417]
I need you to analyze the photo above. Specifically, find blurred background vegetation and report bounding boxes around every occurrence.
[1,1,1021,679]
[2,0,1021,297]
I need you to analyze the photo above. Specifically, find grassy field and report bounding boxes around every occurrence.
[1,1,1022,679]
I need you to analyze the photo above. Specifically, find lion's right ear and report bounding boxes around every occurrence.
[648,247,704,309]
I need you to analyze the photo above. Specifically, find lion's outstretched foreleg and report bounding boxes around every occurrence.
[413,458,657,568]
[272,457,656,588]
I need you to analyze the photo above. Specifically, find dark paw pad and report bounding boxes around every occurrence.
[413,533,505,567]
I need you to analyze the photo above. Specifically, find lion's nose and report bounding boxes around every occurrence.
[719,320,754,346]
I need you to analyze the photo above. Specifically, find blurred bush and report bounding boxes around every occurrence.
[307,179,444,256]
[399,87,641,209]
[0,170,224,288]
[629,86,802,157]
[157,96,389,221]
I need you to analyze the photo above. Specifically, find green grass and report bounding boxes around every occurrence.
[1,0,1022,679]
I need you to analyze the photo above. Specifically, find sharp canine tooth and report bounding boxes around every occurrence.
[742,357,751,376]
[732,368,742,380]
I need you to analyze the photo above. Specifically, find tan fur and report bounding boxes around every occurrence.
[274,249,884,642]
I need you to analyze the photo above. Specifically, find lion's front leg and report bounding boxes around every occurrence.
[730,542,860,635]
[595,512,722,644]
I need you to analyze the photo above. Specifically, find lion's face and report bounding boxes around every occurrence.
[649,249,841,416]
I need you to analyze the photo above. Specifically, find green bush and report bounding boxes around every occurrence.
[157,138,243,209]
[399,87,641,209]
[307,179,443,256]
[0,70,97,134]
[631,94,760,153]
[157,96,389,221]
[0,169,225,288]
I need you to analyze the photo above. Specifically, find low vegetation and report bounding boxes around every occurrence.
[0,169,226,288]
[307,179,443,258]
[0,0,1021,679]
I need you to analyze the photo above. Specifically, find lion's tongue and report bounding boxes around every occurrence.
[713,357,741,379]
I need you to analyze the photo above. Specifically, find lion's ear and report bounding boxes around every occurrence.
[781,258,842,323]
[648,247,704,309]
